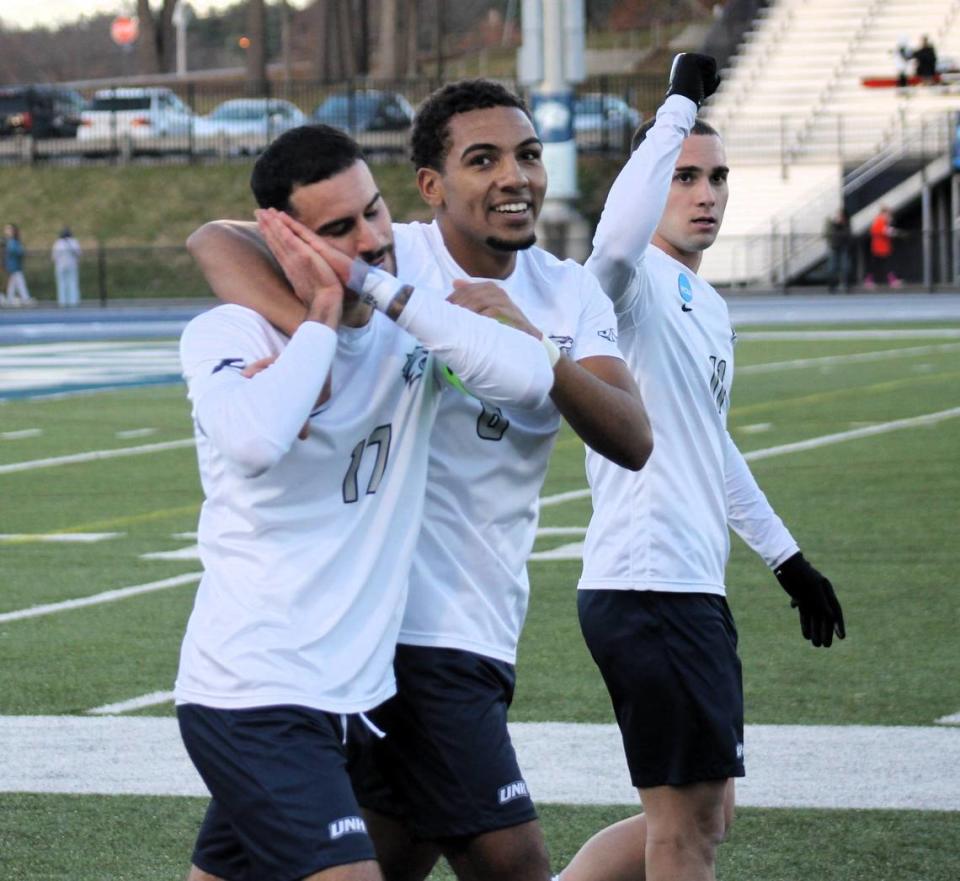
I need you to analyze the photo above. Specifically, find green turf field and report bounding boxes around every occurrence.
[1,324,959,879]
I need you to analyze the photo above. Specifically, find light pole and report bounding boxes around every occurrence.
[173,1,189,78]
[519,0,587,260]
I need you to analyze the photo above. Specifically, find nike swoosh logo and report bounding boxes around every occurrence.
[681,304,693,312]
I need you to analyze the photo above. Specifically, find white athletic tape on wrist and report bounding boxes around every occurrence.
[540,333,561,368]
[348,259,413,312]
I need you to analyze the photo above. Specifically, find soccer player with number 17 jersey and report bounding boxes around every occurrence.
[175,125,558,881]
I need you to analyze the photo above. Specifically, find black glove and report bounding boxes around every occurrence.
[773,552,846,648]
[666,53,721,107]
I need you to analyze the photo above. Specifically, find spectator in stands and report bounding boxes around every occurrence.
[894,37,911,88]
[865,206,902,289]
[51,227,82,307]
[823,208,851,292]
[911,36,938,83]
[2,224,34,306]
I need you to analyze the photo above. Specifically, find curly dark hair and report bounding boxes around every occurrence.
[250,124,364,212]
[411,79,531,171]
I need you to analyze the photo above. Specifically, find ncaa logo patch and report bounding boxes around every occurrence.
[678,274,693,312]
[498,779,530,805]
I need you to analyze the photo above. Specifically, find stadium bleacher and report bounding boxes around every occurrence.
[700,0,960,285]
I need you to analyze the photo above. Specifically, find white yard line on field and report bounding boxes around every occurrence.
[935,712,960,725]
[5,408,957,620]
[87,691,175,716]
[0,438,195,475]
[537,405,960,519]
[0,573,201,624]
[737,342,960,375]
[529,542,585,561]
[2,715,958,810]
[116,428,157,439]
[1,428,43,440]
[742,406,960,463]
[140,545,200,561]
[0,533,122,544]
[540,487,591,507]
[738,329,960,341]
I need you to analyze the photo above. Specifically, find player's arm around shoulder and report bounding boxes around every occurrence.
[395,277,555,411]
[448,271,652,471]
[187,218,306,336]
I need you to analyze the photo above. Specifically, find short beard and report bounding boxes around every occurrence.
[485,233,537,253]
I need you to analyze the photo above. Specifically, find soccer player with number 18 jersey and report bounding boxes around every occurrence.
[564,55,847,881]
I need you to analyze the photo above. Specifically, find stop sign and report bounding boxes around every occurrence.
[111,16,139,46]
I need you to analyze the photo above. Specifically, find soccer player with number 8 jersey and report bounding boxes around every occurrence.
[186,80,653,881]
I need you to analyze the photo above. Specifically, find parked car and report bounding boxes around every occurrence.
[0,86,85,139]
[312,90,414,133]
[193,99,308,154]
[573,93,641,143]
[78,88,194,141]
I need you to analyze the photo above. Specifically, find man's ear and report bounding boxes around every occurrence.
[417,167,444,209]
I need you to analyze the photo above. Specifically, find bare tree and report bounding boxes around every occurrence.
[401,0,418,77]
[136,0,179,74]
[246,0,268,93]
[372,0,399,79]
[313,0,363,82]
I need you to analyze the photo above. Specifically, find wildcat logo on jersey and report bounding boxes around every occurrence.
[497,779,530,805]
[549,334,575,352]
[402,345,429,385]
[597,328,618,343]
[329,815,367,840]
[678,274,693,312]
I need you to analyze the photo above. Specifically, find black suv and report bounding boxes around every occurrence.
[0,86,85,139]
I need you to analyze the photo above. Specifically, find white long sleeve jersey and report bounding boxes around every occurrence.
[176,300,553,713]
[580,96,798,596]
[393,221,624,662]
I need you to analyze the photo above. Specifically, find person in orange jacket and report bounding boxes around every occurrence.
[864,206,902,289]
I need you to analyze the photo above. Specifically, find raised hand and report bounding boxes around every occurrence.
[666,53,721,107]
[254,208,343,327]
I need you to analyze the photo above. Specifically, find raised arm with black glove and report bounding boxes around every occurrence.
[665,52,721,107]
[774,552,846,648]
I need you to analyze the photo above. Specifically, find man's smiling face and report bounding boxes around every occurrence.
[418,105,546,277]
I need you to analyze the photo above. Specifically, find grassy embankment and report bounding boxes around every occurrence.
[0,157,621,301]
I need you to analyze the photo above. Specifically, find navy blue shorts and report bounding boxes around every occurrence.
[177,703,378,881]
[352,645,537,840]
[578,590,745,789]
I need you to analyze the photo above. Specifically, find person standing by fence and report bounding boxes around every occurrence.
[864,206,902,289]
[52,227,82,307]
[823,208,851,293]
[2,224,35,306]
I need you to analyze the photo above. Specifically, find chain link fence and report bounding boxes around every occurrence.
[0,74,666,166]
[2,244,209,305]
